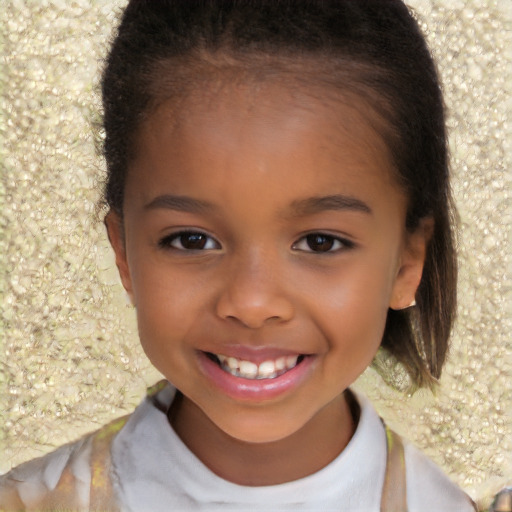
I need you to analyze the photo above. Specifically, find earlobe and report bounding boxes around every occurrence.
[389,217,433,311]
[104,211,135,305]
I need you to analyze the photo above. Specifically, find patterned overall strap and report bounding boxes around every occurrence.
[32,415,130,512]
[88,381,168,510]
[88,415,130,511]
[17,449,88,512]
[0,414,129,512]
[380,425,408,512]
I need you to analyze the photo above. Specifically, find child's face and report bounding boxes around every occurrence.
[107,82,427,445]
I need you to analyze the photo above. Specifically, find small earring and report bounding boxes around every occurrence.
[397,299,416,310]
[125,291,135,307]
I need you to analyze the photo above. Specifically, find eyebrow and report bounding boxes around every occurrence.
[290,195,372,216]
[144,193,372,216]
[144,195,216,213]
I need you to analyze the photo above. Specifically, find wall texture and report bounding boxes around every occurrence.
[1,1,510,509]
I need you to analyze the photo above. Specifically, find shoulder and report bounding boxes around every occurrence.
[404,438,476,511]
[351,390,476,511]
[0,382,168,512]
[0,414,131,512]
[0,435,93,511]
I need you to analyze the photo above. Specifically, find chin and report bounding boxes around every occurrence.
[212,411,304,444]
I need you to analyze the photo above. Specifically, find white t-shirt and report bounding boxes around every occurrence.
[110,384,475,512]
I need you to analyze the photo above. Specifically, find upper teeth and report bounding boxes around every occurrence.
[216,354,300,380]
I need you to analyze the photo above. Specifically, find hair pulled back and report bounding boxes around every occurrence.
[101,0,457,390]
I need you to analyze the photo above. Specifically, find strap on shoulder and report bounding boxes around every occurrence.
[88,415,129,512]
[6,436,96,512]
[89,382,167,510]
[380,424,408,512]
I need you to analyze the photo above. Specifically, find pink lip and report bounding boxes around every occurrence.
[197,350,315,402]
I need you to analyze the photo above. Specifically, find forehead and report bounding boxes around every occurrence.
[128,80,402,210]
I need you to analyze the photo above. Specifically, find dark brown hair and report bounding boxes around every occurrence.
[101,0,457,389]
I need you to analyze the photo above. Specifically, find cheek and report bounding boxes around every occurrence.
[130,267,206,363]
[305,266,392,359]
[321,296,387,351]
[306,262,395,319]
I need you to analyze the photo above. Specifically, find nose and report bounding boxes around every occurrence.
[215,254,294,329]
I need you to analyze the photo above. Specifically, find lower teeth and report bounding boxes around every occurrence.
[222,367,282,380]
[223,367,283,380]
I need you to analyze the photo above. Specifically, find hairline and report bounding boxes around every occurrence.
[125,51,409,209]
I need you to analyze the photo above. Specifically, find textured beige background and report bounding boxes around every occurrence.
[1,1,511,510]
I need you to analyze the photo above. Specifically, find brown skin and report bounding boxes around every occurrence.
[106,82,430,486]
[168,387,354,485]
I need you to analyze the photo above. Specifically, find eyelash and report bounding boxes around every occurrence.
[158,231,220,251]
[158,231,354,254]
[292,233,354,253]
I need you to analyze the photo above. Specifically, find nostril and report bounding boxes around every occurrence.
[218,297,294,322]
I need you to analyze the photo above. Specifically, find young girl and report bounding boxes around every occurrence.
[1,1,478,510]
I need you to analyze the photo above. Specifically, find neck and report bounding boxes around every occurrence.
[168,391,357,486]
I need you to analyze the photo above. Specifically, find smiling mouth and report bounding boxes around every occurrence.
[205,352,306,380]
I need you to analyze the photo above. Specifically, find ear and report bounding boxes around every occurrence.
[389,217,434,310]
[104,211,135,305]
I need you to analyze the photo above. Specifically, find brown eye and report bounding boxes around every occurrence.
[292,233,353,253]
[160,231,219,251]
[306,234,336,252]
